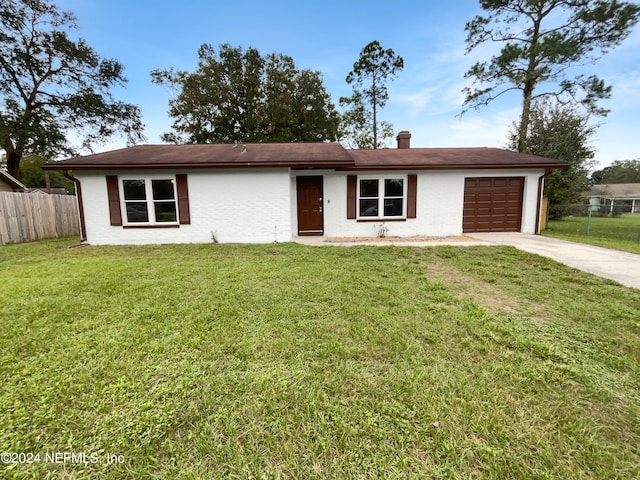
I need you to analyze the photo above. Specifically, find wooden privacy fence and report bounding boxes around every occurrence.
[0,192,80,245]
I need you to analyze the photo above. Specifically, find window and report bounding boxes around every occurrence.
[358,176,406,219]
[121,178,177,224]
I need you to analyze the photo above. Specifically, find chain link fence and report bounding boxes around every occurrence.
[546,203,640,243]
[550,203,638,219]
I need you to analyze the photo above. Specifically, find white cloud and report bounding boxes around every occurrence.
[605,70,640,110]
[389,106,521,149]
[395,77,470,117]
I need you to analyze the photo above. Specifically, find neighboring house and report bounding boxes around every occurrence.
[43,131,567,245]
[588,183,640,213]
[0,170,26,192]
[26,187,69,195]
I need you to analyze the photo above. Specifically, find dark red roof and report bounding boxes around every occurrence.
[43,143,568,171]
[43,143,354,170]
[344,147,567,170]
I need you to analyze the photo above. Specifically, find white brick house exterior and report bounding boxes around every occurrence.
[45,133,566,245]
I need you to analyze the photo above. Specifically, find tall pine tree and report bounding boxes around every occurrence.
[463,0,639,152]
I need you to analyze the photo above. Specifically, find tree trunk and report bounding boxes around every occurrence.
[372,97,378,149]
[6,149,23,181]
[518,15,542,153]
[518,87,533,153]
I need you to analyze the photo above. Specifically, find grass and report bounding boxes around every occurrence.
[1,238,639,479]
[543,213,640,254]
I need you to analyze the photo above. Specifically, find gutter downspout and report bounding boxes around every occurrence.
[63,170,87,243]
[535,168,553,235]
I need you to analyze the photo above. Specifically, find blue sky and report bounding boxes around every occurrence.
[56,0,640,168]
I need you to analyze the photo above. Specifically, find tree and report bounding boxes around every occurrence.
[0,0,145,180]
[338,91,394,149]
[508,99,596,208]
[19,154,74,193]
[150,44,340,144]
[344,41,404,149]
[463,0,640,152]
[591,159,640,184]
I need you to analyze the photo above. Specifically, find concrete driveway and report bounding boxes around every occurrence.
[468,232,640,290]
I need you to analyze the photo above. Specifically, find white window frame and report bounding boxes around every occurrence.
[120,175,179,226]
[357,174,407,220]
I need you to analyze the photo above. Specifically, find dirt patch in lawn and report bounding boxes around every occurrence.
[424,261,549,322]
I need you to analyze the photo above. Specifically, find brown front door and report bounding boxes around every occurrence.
[297,176,324,235]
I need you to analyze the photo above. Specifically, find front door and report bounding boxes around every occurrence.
[296,176,324,235]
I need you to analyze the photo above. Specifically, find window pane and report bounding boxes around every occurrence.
[154,202,177,222]
[152,179,175,200]
[360,179,378,197]
[126,202,149,222]
[384,198,403,216]
[360,199,378,217]
[123,180,146,200]
[385,178,404,197]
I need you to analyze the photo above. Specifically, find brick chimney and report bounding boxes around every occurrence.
[396,131,411,149]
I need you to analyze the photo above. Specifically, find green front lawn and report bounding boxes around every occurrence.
[1,239,639,479]
[544,213,640,254]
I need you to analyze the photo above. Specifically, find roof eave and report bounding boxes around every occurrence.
[43,161,354,171]
[0,170,27,189]
[337,162,569,171]
[44,162,568,172]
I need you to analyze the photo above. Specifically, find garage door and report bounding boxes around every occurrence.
[463,177,524,233]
